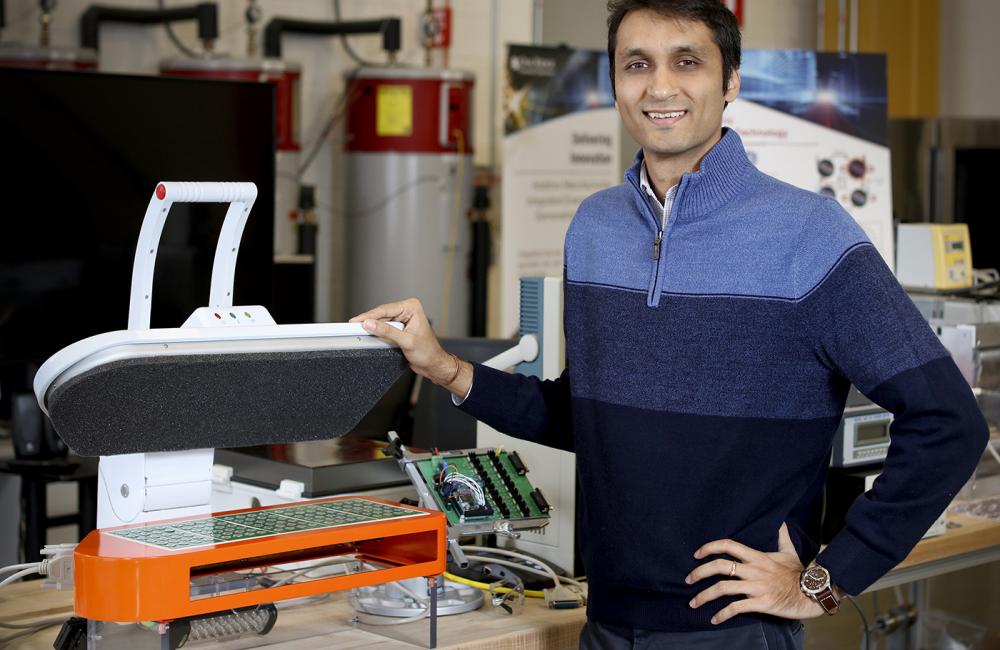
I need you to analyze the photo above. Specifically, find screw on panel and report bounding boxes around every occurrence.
[120,484,130,498]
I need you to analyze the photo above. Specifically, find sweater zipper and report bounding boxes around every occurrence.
[626,172,675,308]
[647,181,684,308]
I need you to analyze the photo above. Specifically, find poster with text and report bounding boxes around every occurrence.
[725,50,894,270]
[500,44,618,336]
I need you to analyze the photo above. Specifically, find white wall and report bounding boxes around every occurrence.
[939,0,1000,117]
[2,0,532,321]
[742,0,818,50]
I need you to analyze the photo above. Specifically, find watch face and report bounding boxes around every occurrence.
[801,566,830,594]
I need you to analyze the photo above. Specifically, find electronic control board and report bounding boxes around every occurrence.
[386,435,551,537]
[414,449,550,526]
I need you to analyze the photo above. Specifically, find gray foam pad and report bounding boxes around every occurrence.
[47,348,406,456]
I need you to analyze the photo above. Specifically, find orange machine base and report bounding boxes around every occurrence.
[73,496,447,623]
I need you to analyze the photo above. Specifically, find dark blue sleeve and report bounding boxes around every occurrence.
[457,363,575,453]
[807,245,988,595]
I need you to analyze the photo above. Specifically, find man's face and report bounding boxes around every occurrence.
[613,9,740,166]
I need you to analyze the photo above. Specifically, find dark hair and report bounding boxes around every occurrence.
[607,0,741,98]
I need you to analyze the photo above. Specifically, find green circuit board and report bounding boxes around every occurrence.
[415,450,549,526]
[105,498,423,551]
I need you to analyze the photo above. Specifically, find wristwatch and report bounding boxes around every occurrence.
[799,564,840,615]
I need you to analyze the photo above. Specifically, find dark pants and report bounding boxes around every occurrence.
[579,618,804,650]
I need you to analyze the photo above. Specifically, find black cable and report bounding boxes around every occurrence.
[157,0,200,58]
[297,93,352,179]
[844,594,871,650]
[331,0,391,67]
[0,620,63,647]
[348,175,443,219]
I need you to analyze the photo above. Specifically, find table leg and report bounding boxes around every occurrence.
[22,476,47,563]
[428,575,438,649]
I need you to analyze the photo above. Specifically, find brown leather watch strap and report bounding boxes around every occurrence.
[815,588,840,615]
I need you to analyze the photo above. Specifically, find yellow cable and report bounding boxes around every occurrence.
[443,571,544,598]
[439,128,466,335]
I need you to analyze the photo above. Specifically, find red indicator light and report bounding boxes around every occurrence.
[156,184,166,200]
[214,312,221,319]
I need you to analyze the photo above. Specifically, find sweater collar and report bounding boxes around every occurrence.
[625,127,756,219]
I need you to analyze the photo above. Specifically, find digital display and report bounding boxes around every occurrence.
[947,239,965,252]
[856,420,889,444]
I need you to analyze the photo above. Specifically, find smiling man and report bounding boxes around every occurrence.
[352,1,988,648]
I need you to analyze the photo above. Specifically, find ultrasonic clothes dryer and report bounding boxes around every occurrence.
[32,182,446,648]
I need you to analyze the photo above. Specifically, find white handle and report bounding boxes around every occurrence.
[128,181,258,330]
[482,335,539,371]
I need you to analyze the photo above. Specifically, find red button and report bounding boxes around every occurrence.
[156,184,166,200]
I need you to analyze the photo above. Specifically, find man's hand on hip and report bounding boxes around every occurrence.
[686,523,825,624]
[350,298,472,397]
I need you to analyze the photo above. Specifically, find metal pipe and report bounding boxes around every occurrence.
[39,0,52,48]
[470,216,490,336]
[532,0,543,45]
[490,0,499,170]
[849,0,858,52]
[816,0,825,50]
[79,3,218,51]
[837,0,846,51]
[424,0,433,67]
[262,16,401,60]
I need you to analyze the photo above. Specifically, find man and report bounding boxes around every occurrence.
[352,1,988,647]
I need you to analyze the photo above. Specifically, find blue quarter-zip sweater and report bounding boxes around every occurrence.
[459,128,988,632]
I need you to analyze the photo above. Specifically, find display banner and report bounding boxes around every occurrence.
[725,50,894,269]
[500,44,618,336]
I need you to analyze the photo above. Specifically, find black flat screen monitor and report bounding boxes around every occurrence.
[0,68,275,423]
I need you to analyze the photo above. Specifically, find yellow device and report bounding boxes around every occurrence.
[896,224,973,290]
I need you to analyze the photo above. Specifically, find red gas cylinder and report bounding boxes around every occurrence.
[344,67,475,336]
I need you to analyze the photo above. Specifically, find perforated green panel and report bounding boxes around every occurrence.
[106,499,425,551]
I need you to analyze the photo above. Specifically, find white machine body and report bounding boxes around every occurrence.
[831,405,894,468]
[34,181,400,529]
[896,223,973,291]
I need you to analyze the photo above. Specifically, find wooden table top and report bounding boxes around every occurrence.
[2,513,996,649]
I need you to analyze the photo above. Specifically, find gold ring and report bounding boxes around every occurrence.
[729,561,737,577]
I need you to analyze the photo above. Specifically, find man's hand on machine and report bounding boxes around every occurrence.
[685,523,826,624]
[350,298,473,397]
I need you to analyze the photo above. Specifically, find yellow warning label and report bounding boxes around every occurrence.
[376,85,413,137]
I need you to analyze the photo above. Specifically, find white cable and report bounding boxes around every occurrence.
[987,441,1000,467]
[0,563,39,576]
[267,557,359,588]
[0,567,42,589]
[350,594,429,625]
[461,545,565,582]
[444,473,486,505]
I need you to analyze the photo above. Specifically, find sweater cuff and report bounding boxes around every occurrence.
[455,363,510,421]
[451,377,474,405]
[815,527,899,595]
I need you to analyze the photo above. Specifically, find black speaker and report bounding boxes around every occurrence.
[11,392,66,459]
